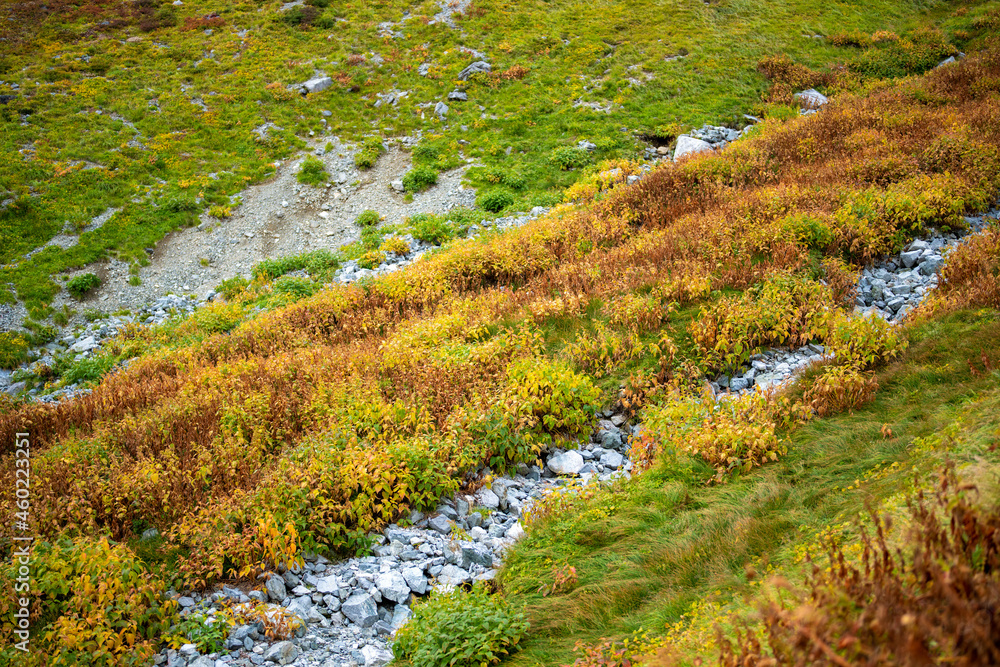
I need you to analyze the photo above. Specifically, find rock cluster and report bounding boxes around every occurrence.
[853,215,992,321]
[2,293,209,401]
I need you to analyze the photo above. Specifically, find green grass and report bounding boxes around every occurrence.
[0,0,984,318]
[499,309,1000,665]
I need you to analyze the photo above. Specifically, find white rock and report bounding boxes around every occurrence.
[547,450,585,475]
[673,135,713,161]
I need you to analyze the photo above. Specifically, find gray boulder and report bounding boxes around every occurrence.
[301,76,333,94]
[448,90,468,101]
[599,450,624,469]
[793,88,828,109]
[457,61,491,80]
[919,257,944,275]
[436,565,472,587]
[547,450,584,475]
[375,571,410,604]
[434,101,448,118]
[401,566,428,595]
[673,135,713,161]
[428,515,454,535]
[315,574,339,594]
[264,641,299,665]
[361,645,394,666]
[342,593,379,627]
[900,249,922,268]
[265,576,286,603]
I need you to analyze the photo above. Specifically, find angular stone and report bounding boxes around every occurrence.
[436,565,471,587]
[505,522,526,542]
[361,645,394,666]
[476,488,500,509]
[263,640,299,665]
[375,571,410,604]
[301,76,332,94]
[793,88,828,109]
[600,429,623,450]
[547,450,584,475]
[457,61,491,80]
[729,377,749,392]
[434,101,448,118]
[315,574,339,594]
[428,515,454,535]
[600,450,624,469]
[673,135,713,161]
[447,90,468,101]
[900,249,922,268]
[401,567,428,595]
[919,257,944,275]
[265,576,286,603]
[461,543,493,567]
[390,605,411,631]
[342,593,379,627]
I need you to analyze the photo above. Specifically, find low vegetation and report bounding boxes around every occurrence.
[1,10,999,667]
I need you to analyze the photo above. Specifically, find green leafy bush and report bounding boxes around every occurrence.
[354,138,385,170]
[253,249,340,282]
[168,614,229,654]
[477,189,514,213]
[59,354,116,386]
[66,273,101,299]
[549,146,590,170]
[297,156,328,187]
[409,213,458,245]
[355,209,381,227]
[272,276,319,300]
[193,302,245,334]
[826,312,907,368]
[851,27,956,78]
[393,587,529,667]
[0,537,178,666]
[402,166,438,192]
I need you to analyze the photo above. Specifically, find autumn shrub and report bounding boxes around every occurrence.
[0,537,178,667]
[560,324,645,376]
[915,224,1000,317]
[776,212,834,250]
[603,293,672,333]
[217,275,249,300]
[356,250,385,270]
[393,587,529,667]
[689,274,837,372]
[826,312,907,368]
[642,389,802,482]
[507,358,601,440]
[379,236,410,256]
[820,256,860,306]
[802,363,878,416]
[719,469,1000,666]
[851,27,956,79]
[192,302,245,334]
